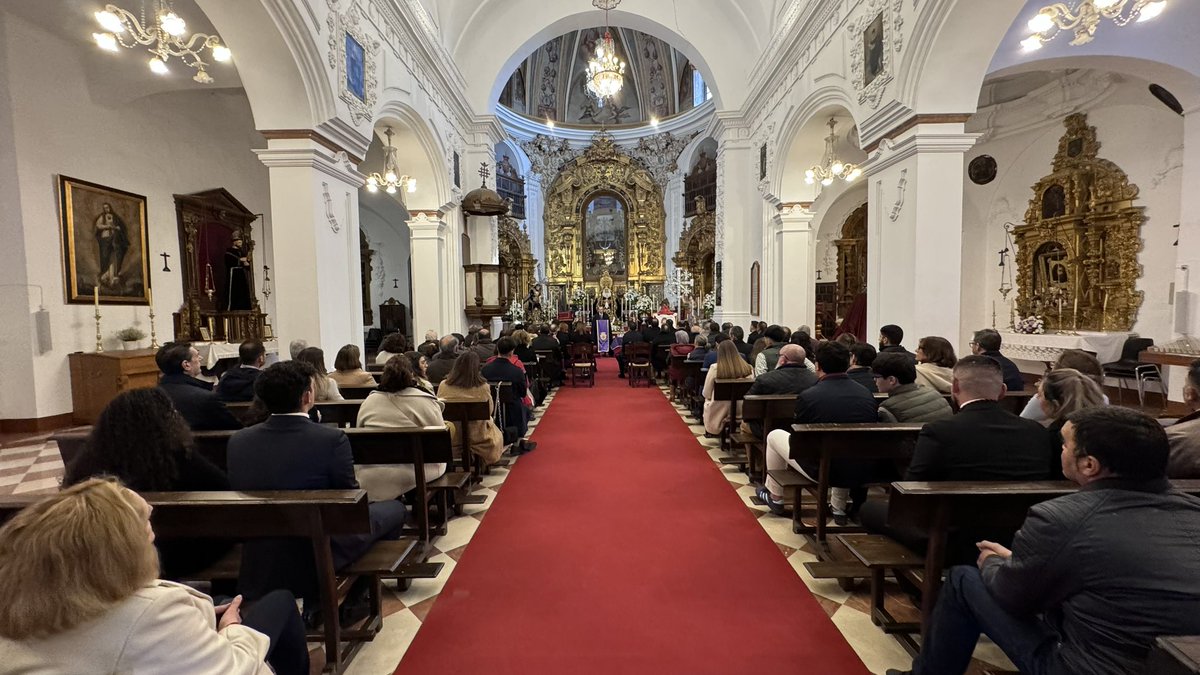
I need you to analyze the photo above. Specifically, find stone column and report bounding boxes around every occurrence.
[862,124,979,347]
[776,202,816,332]
[255,138,364,362]
[1175,110,1200,341]
[664,170,685,279]
[713,115,756,326]
[408,211,449,337]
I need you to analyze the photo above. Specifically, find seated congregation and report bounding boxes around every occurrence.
[0,327,552,672]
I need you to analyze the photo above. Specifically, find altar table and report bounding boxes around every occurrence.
[194,340,279,368]
[999,331,1130,367]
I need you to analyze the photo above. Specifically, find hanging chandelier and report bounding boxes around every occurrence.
[93,1,232,83]
[365,127,417,195]
[586,0,626,105]
[805,118,861,187]
[1022,0,1168,51]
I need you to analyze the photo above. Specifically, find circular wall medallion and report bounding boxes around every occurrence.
[968,155,997,185]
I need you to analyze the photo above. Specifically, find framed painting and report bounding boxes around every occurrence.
[59,175,150,305]
[863,13,884,87]
[345,33,365,101]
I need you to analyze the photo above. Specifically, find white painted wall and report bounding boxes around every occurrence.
[961,77,1184,357]
[0,10,271,420]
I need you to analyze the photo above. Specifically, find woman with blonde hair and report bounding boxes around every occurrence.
[437,350,505,466]
[0,478,307,674]
[702,339,754,435]
[914,336,958,394]
[1040,367,1106,477]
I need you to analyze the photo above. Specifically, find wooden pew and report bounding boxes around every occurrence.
[223,400,365,427]
[339,386,377,400]
[736,394,800,482]
[440,399,497,512]
[680,360,704,413]
[883,479,1200,645]
[54,426,455,546]
[784,423,924,550]
[711,378,753,460]
[0,490,414,675]
[870,390,1037,416]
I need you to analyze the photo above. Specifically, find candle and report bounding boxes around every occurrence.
[94,286,99,308]
[148,287,153,306]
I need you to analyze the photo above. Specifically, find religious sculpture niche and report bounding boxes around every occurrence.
[544,132,667,300]
[172,188,267,342]
[835,204,868,321]
[498,216,539,314]
[673,196,716,308]
[1013,113,1145,331]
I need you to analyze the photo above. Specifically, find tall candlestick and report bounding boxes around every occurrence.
[147,287,159,349]
[93,286,103,353]
[1072,293,1079,332]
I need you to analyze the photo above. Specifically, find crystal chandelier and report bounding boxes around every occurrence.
[93,1,232,83]
[586,0,626,105]
[805,118,861,187]
[1022,0,1167,51]
[365,127,416,195]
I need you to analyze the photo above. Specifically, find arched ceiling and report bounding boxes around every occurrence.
[426,0,780,114]
[498,27,707,126]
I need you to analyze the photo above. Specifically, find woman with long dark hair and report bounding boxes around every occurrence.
[437,351,505,466]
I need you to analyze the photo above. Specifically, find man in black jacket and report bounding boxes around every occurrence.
[846,342,878,392]
[617,321,644,378]
[482,337,536,453]
[426,335,459,387]
[893,407,1200,675]
[861,356,1050,553]
[531,325,565,385]
[878,324,915,363]
[730,325,753,361]
[757,342,878,516]
[743,344,816,437]
[227,361,406,605]
[215,340,265,402]
[156,342,242,430]
[971,328,1026,393]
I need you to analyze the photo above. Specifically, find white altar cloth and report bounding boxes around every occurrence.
[999,331,1130,366]
[195,340,279,368]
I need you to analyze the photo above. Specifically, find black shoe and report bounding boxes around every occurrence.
[520,440,538,453]
[302,605,323,630]
[831,508,849,527]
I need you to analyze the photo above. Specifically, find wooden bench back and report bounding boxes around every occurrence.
[788,423,924,463]
[713,378,754,403]
[223,400,364,427]
[441,399,491,423]
[181,426,452,470]
[339,386,378,400]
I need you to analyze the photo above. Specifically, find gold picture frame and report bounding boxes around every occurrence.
[198,326,213,342]
[59,175,150,305]
[263,324,274,340]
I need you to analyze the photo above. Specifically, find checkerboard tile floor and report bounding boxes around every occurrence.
[660,382,1016,675]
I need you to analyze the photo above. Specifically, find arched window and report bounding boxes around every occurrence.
[692,69,711,108]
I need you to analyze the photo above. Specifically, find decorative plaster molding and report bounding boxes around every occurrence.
[848,0,904,110]
[519,134,580,177]
[889,168,908,222]
[322,182,341,233]
[863,130,981,176]
[628,131,701,188]
[715,148,727,266]
[254,146,366,186]
[495,101,715,146]
[327,0,379,125]
[755,122,777,198]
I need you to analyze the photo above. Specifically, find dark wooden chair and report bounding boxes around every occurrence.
[569,342,596,387]
[626,343,654,388]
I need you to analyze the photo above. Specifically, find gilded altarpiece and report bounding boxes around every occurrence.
[544,133,667,306]
[835,204,868,321]
[1013,114,1144,331]
[673,196,716,304]
[498,216,538,301]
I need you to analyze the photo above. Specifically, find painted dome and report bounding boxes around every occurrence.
[498,27,711,127]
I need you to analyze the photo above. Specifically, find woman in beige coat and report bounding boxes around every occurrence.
[0,478,307,674]
[702,340,754,435]
[355,355,449,500]
[330,343,378,388]
[437,350,505,466]
[914,335,957,394]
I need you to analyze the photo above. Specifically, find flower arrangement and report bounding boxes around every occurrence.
[115,326,146,341]
[623,288,640,307]
[569,285,588,307]
[634,294,654,314]
[506,298,524,322]
[701,291,716,316]
[1014,315,1045,335]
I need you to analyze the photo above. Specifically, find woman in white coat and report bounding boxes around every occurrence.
[0,478,308,674]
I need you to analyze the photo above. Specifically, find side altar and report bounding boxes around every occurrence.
[999,330,1131,369]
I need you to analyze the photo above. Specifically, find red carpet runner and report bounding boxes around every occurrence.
[397,359,868,674]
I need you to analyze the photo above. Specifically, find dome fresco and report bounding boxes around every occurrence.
[498,27,710,126]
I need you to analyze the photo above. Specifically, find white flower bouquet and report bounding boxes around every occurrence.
[1015,315,1045,335]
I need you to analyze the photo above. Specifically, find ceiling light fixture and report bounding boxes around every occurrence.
[92,1,232,83]
[805,118,861,188]
[586,0,626,106]
[1022,0,1167,50]
[364,127,417,195]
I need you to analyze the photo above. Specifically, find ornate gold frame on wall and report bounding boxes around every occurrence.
[1013,113,1144,332]
[835,204,868,321]
[673,195,716,302]
[498,215,538,301]
[544,132,666,291]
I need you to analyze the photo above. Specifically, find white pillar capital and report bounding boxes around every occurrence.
[777,202,816,230]
[254,138,365,188]
[862,124,981,178]
[407,211,447,237]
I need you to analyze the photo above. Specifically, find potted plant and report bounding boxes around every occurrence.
[115,326,147,350]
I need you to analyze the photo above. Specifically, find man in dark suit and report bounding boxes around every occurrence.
[215,340,265,402]
[482,337,536,454]
[156,342,242,430]
[743,344,817,437]
[757,341,879,517]
[651,319,676,374]
[617,320,644,378]
[730,326,753,361]
[642,318,661,345]
[531,325,564,385]
[846,342,878,392]
[861,355,1051,559]
[971,328,1026,393]
[470,328,497,361]
[226,360,407,606]
[426,335,459,387]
